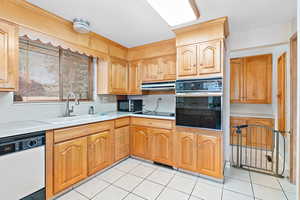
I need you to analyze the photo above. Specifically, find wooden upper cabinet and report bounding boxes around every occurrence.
[115,126,130,161]
[87,131,111,175]
[150,128,173,165]
[158,54,176,81]
[110,58,128,94]
[54,137,87,194]
[230,54,272,104]
[141,58,159,83]
[128,61,141,95]
[198,40,221,75]
[230,58,243,103]
[140,54,176,83]
[197,134,221,178]
[131,126,151,159]
[176,132,197,172]
[175,17,228,79]
[177,44,197,77]
[177,40,223,79]
[0,19,18,92]
[244,55,272,104]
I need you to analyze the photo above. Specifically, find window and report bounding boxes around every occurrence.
[14,37,93,102]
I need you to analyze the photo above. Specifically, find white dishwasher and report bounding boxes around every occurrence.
[0,131,45,200]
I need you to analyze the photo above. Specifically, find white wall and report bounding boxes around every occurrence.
[229,21,295,51]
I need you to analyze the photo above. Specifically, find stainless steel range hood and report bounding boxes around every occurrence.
[141,81,175,91]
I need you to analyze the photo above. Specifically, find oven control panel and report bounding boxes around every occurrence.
[176,78,222,93]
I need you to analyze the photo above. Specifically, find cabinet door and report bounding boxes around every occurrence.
[277,53,286,132]
[128,61,141,95]
[132,126,151,159]
[177,132,197,172]
[198,40,221,75]
[244,54,272,104]
[151,128,173,165]
[230,58,244,103]
[87,131,111,175]
[111,59,128,94]
[158,54,176,81]
[177,45,197,77]
[0,20,18,91]
[197,135,222,178]
[141,58,159,82]
[246,118,273,150]
[230,117,247,146]
[54,137,87,193]
[115,126,130,161]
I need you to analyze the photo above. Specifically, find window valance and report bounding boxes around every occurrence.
[19,26,108,60]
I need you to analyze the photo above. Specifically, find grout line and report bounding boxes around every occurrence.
[276,179,289,200]
[153,171,177,200]
[73,190,92,200]
[122,159,162,200]
[249,170,258,199]
[188,176,199,200]
[88,159,138,199]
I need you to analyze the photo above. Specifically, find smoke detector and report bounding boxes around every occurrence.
[73,18,90,34]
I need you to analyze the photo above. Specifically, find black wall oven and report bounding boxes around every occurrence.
[176,78,223,130]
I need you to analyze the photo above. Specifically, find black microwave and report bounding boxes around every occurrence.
[117,99,143,112]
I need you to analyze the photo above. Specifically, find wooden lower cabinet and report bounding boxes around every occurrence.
[246,118,273,150]
[87,131,111,175]
[49,118,225,199]
[230,117,274,150]
[176,128,223,178]
[131,126,151,159]
[230,117,247,146]
[54,137,87,194]
[197,135,222,178]
[151,128,173,165]
[177,132,197,172]
[115,126,130,161]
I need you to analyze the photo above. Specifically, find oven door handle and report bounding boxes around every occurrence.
[176,92,223,97]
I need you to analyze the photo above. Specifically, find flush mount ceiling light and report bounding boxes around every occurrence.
[147,0,200,27]
[73,18,90,34]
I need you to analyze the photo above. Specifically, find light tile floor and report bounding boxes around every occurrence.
[55,158,296,200]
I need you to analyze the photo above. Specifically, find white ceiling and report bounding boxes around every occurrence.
[27,0,296,48]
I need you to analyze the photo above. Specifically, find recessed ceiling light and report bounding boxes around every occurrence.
[147,0,199,27]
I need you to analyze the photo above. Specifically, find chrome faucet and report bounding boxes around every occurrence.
[64,92,80,117]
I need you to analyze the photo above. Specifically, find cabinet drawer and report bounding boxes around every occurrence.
[54,125,90,144]
[54,121,114,143]
[88,121,114,134]
[131,117,173,129]
[115,117,130,128]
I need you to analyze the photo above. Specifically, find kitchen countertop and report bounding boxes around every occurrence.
[230,112,275,119]
[0,112,175,139]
